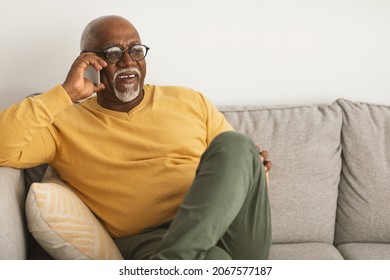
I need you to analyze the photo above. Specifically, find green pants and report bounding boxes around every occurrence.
[115,131,271,260]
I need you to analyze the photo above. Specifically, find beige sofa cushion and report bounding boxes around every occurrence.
[270,243,344,260]
[0,167,26,260]
[25,167,123,260]
[335,99,390,245]
[337,243,390,260]
[221,103,342,244]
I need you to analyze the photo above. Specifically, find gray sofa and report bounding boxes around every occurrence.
[1,98,390,260]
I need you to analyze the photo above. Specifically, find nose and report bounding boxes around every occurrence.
[118,50,137,67]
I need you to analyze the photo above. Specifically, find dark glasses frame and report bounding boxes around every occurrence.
[83,44,150,64]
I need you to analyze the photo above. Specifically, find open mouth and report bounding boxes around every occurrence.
[117,73,137,84]
[113,67,141,94]
[118,74,136,79]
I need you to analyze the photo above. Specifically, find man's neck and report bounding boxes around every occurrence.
[97,90,145,112]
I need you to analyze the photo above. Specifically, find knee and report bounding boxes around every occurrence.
[211,131,257,159]
[213,131,255,149]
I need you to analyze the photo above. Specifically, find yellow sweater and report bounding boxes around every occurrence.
[0,84,233,237]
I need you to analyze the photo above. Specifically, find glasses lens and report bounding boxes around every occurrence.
[105,47,123,64]
[129,45,147,61]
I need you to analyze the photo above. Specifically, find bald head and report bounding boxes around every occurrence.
[80,15,139,51]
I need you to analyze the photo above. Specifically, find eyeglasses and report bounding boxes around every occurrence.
[85,44,150,64]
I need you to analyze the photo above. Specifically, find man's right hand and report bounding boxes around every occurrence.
[62,53,107,102]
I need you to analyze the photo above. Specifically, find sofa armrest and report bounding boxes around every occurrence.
[0,167,27,259]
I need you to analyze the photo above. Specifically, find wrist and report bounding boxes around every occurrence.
[61,83,79,103]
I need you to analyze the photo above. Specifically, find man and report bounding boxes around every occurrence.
[0,15,271,259]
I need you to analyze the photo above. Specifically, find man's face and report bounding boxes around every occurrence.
[92,19,147,104]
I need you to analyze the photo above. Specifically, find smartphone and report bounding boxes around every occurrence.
[84,66,100,86]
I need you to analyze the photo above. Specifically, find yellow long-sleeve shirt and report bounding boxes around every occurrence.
[0,84,233,237]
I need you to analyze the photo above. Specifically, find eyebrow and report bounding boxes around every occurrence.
[101,41,142,50]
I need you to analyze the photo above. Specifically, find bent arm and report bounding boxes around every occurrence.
[0,85,73,168]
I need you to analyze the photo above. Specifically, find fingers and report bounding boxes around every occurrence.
[263,159,272,173]
[258,149,272,172]
[259,150,269,160]
[79,52,107,71]
[63,53,107,102]
[93,82,106,93]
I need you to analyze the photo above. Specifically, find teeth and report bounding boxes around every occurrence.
[119,74,136,79]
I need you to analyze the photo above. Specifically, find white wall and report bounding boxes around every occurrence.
[1,0,390,111]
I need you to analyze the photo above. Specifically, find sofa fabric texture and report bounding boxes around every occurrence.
[336,100,390,245]
[0,167,27,259]
[0,98,389,259]
[221,99,390,260]
[222,103,342,246]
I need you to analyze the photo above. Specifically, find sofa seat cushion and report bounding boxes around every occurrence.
[221,103,342,244]
[337,243,390,260]
[269,243,344,260]
[336,100,390,244]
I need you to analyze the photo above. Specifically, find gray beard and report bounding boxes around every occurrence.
[112,67,141,102]
[114,83,140,102]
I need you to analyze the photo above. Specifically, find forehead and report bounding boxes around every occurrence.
[93,19,141,49]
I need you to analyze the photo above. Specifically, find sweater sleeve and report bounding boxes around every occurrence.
[0,85,73,168]
[197,92,234,145]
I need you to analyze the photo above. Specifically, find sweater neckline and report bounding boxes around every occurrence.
[86,85,152,119]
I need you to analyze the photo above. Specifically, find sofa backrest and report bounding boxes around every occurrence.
[335,99,390,245]
[0,167,27,259]
[221,102,342,244]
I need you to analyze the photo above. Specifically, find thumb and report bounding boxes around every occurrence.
[94,82,106,93]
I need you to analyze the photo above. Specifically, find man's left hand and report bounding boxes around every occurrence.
[255,145,272,172]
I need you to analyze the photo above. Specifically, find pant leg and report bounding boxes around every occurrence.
[150,131,271,260]
[115,226,231,260]
[115,228,167,260]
